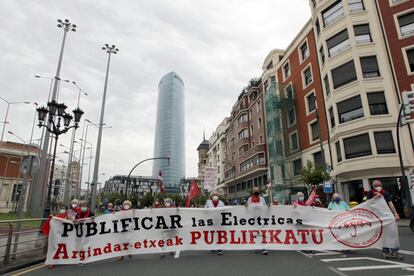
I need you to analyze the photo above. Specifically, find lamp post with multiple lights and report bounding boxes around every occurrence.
[28,19,77,217]
[36,100,83,218]
[0,97,30,143]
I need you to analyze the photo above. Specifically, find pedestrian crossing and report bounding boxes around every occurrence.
[298,249,414,275]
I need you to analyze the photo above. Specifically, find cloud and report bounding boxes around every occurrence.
[0,0,310,187]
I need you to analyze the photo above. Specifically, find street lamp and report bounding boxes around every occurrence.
[125,156,170,199]
[28,19,77,218]
[36,100,83,218]
[0,97,30,142]
[90,44,118,212]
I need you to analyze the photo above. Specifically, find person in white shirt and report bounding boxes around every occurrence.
[205,191,225,208]
[246,187,268,255]
[205,191,225,255]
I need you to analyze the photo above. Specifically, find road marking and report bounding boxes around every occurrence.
[327,266,348,276]
[320,257,414,272]
[399,249,414,256]
[296,250,313,258]
[11,263,46,276]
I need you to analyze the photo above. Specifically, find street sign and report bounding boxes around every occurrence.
[323,181,332,193]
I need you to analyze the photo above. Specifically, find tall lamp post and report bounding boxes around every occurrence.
[36,100,83,218]
[125,156,170,199]
[0,97,30,142]
[28,19,77,217]
[90,44,118,212]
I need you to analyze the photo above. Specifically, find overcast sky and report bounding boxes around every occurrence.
[0,0,310,188]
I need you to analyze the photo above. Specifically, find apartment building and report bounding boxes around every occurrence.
[261,0,414,213]
[221,80,268,203]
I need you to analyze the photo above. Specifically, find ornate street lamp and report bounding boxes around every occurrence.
[37,101,83,218]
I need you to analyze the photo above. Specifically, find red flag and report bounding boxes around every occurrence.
[158,170,165,194]
[306,186,317,206]
[185,179,201,207]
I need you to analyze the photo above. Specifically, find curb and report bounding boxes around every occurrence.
[1,257,45,275]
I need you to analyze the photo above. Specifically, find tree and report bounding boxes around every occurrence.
[141,192,154,208]
[108,192,122,205]
[300,161,329,191]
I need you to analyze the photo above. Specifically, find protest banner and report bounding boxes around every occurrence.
[46,198,398,264]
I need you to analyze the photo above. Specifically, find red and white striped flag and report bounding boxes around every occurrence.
[306,186,317,206]
[158,170,165,194]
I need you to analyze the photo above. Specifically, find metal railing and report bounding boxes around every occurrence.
[0,218,48,266]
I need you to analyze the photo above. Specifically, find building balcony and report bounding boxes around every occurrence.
[239,144,266,161]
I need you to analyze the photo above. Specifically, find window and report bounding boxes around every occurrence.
[398,12,414,37]
[354,24,372,44]
[327,29,350,57]
[335,141,342,162]
[287,106,296,126]
[238,129,249,140]
[285,84,294,99]
[349,0,364,13]
[259,135,263,144]
[300,41,309,60]
[307,93,316,113]
[313,151,323,166]
[239,144,249,155]
[303,67,313,86]
[406,48,414,72]
[360,56,380,78]
[322,0,344,27]
[283,62,290,79]
[266,61,273,70]
[240,153,265,172]
[289,132,299,151]
[256,100,261,112]
[320,46,325,64]
[293,159,302,175]
[324,75,330,95]
[332,60,357,89]
[374,131,396,154]
[329,107,335,128]
[258,118,262,129]
[368,92,388,115]
[315,18,320,35]
[310,121,320,141]
[344,133,372,159]
[238,113,248,124]
[337,95,364,123]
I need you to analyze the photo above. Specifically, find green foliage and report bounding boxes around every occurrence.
[108,192,123,205]
[300,161,329,189]
[141,192,154,208]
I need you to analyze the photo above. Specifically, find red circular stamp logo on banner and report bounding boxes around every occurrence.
[329,208,383,248]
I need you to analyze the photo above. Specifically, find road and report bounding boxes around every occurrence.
[10,227,414,276]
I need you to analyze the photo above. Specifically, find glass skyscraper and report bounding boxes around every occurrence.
[152,72,185,193]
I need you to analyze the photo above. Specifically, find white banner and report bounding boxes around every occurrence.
[46,198,399,264]
[203,167,218,189]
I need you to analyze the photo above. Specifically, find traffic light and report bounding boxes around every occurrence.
[402,91,414,117]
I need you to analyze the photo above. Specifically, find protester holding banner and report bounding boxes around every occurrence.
[327,193,349,211]
[104,203,114,214]
[153,199,162,208]
[293,192,306,206]
[164,198,175,208]
[205,191,225,255]
[77,201,93,219]
[67,199,80,220]
[205,191,225,208]
[121,200,132,211]
[246,187,268,255]
[368,180,402,260]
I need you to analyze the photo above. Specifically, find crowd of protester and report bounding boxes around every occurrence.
[43,179,402,262]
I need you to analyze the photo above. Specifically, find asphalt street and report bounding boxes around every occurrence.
[10,227,414,276]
